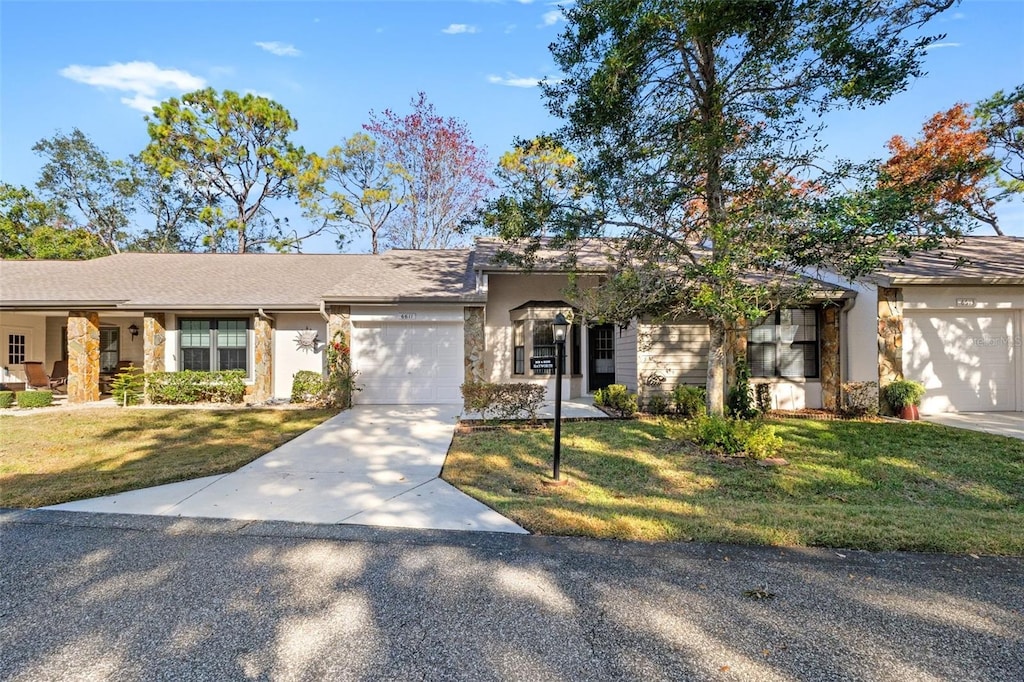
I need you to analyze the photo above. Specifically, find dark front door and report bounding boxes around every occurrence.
[588,324,616,391]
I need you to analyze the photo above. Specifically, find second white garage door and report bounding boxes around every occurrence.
[903,311,1019,413]
[351,320,464,404]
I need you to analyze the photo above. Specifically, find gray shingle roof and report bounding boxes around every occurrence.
[1,250,482,310]
[880,236,1024,284]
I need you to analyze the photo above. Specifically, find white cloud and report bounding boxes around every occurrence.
[60,61,205,96]
[487,73,561,88]
[60,61,206,112]
[244,89,275,99]
[442,23,479,34]
[505,24,518,34]
[540,10,563,27]
[924,42,961,50]
[120,93,160,113]
[255,41,301,57]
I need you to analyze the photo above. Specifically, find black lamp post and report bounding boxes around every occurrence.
[551,312,570,482]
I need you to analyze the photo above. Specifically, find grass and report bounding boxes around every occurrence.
[0,407,338,508]
[443,418,1024,555]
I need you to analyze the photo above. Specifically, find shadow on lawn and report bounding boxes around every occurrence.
[445,418,1024,553]
[0,409,336,508]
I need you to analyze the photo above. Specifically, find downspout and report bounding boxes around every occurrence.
[318,300,330,323]
[840,294,857,391]
[257,308,276,322]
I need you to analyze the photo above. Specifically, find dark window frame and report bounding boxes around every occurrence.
[513,320,525,375]
[748,308,820,379]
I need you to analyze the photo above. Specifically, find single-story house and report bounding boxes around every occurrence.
[1,236,1020,414]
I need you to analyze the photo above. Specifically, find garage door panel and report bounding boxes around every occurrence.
[352,321,464,405]
[903,312,1016,413]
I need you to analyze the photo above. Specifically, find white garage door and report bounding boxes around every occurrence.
[903,311,1018,414]
[351,320,464,404]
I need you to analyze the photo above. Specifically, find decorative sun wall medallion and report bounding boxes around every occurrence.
[294,328,319,352]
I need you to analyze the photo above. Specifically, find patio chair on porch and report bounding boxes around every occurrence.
[49,360,68,392]
[23,362,65,392]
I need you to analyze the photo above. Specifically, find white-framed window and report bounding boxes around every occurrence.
[7,334,26,365]
[100,327,120,374]
[180,318,249,372]
[749,308,820,378]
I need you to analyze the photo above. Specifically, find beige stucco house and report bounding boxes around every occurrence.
[1,236,1020,414]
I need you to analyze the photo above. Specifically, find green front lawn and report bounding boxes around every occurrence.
[443,418,1024,555]
[0,408,338,508]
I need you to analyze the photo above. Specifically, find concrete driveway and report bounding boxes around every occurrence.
[47,405,526,533]
[923,412,1024,440]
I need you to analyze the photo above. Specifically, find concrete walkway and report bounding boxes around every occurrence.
[923,411,1024,440]
[47,405,527,534]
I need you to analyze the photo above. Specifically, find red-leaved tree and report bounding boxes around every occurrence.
[882,103,1003,234]
[365,93,493,249]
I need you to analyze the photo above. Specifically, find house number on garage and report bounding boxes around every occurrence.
[399,313,417,320]
[955,298,976,307]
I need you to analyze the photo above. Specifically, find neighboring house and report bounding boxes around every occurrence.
[1,236,1020,414]
[828,236,1024,415]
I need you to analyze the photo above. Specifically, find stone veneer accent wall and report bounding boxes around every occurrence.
[143,313,166,374]
[464,307,485,385]
[67,311,100,404]
[877,286,904,415]
[325,305,351,350]
[252,315,274,403]
[820,306,841,411]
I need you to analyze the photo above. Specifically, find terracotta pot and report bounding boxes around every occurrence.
[900,404,920,421]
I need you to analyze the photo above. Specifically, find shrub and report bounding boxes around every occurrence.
[461,382,547,420]
[645,394,670,416]
[110,365,144,407]
[594,384,638,417]
[672,385,706,418]
[883,379,926,411]
[146,370,247,404]
[461,381,495,414]
[16,390,53,408]
[0,391,14,408]
[841,381,879,417]
[727,358,758,419]
[693,414,783,460]
[493,384,546,420]
[291,370,327,405]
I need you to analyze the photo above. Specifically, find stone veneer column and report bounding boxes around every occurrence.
[67,311,100,404]
[820,306,841,411]
[252,315,274,403]
[325,305,351,349]
[877,287,904,415]
[143,313,166,374]
[464,307,485,386]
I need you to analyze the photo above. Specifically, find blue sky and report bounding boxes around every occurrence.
[1,0,1022,252]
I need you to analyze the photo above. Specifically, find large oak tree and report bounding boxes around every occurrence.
[490,0,963,413]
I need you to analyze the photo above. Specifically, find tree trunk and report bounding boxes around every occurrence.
[707,319,727,415]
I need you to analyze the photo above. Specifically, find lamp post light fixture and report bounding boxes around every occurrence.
[551,312,570,482]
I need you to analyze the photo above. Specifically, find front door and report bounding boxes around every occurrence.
[588,324,615,391]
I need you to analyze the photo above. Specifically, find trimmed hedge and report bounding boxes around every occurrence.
[461,382,547,420]
[16,390,53,408]
[291,370,327,405]
[146,370,247,404]
[0,391,15,408]
[693,414,783,460]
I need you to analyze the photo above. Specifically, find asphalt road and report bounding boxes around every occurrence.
[1,509,1021,681]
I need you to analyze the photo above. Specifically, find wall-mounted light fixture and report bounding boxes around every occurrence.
[128,324,140,340]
